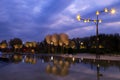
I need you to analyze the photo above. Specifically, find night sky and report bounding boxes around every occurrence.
[0,0,120,41]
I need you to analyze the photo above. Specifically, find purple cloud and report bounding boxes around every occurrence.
[0,0,120,41]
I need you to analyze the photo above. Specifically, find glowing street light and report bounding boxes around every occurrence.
[110,8,116,14]
[96,11,100,15]
[104,8,108,13]
[77,15,81,21]
[76,8,116,58]
[84,19,87,23]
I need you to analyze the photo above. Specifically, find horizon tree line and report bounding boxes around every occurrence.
[0,33,120,54]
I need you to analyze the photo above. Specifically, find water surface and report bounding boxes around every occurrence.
[0,54,120,80]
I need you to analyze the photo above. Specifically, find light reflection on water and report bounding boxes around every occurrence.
[0,54,120,80]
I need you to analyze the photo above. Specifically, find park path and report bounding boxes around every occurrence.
[61,53,120,61]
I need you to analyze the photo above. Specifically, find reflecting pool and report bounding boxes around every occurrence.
[0,54,120,80]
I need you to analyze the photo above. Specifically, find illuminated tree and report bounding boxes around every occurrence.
[45,33,70,53]
[0,40,8,52]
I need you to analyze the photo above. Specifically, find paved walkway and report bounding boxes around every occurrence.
[61,53,120,61]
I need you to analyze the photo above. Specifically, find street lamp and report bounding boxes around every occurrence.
[77,8,116,58]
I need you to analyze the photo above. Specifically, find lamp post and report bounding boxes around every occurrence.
[77,8,116,58]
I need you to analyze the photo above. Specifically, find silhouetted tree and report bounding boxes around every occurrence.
[9,38,23,52]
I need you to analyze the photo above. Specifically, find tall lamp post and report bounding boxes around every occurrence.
[77,8,116,58]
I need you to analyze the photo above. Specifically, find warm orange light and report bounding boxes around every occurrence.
[111,8,116,14]
[84,19,87,23]
[96,11,100,15]
[104,8,108,12]
[72,57,75,61]
[77,15,81,21]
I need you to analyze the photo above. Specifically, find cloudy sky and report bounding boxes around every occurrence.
[0,0,120,41]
